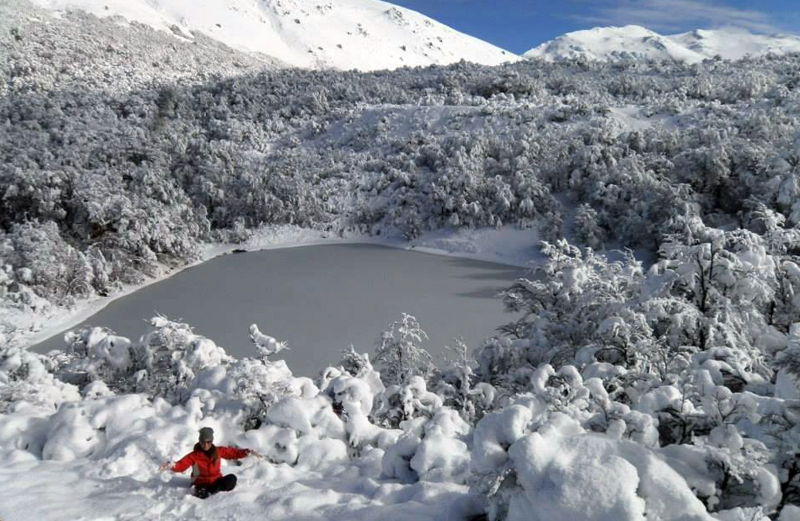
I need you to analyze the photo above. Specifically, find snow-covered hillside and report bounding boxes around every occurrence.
[671,28,800,61]
[28,0,518,70]
[525,25,800,63]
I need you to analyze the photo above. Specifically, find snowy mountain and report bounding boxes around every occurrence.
[28,0,518,71]
[525,25,800,63]
[671,28,800,61]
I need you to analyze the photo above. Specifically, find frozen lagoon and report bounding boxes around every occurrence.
[31,243,527,377]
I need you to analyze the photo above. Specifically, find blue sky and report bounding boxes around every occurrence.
[388,0,800,54]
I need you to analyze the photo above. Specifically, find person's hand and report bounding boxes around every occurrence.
[248,450,264,459]
[158,461,173,472]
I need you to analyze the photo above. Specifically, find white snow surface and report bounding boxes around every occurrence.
[0,342,737,521]
[0,350,480,521]
[0,407,473,521]
[28,0,518,71]
[525,25,800,63]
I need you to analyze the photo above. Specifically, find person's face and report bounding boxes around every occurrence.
[200,440,212,449]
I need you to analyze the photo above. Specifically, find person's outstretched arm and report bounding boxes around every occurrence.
[218,447,263,460]
[159,453,196,472]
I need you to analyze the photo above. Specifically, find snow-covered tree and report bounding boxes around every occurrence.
[373,313,434,386]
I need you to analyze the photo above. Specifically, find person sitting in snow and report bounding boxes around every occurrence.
[158,427,263,498]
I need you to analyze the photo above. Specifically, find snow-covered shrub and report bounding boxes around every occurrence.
[249,324,290,360]
[775,324,800,385]
[381,431,421,483]
[1,345,51,385]
[573,203,606,249]
[373,313,435,386]
[496,240,647,371]
[229,360,393,469]
[60,326,133,388]
[478,223,800,514]
[372,375,443,428]
[142,316,227,372]
[409,408,471,483]
[189,357,295,430]
[504,415,715,521]
[332,349,385,399]
[59,316,230,401]
[0,344,79,413]
[321,371,399,453]
[339,345,372,377]
[467,355,792,519]
[436,338,483,422]
[470,388,720,521]
[250,424,300,465]
[470,404,535,520]
[295,434,350,471]
[39,393,156,461]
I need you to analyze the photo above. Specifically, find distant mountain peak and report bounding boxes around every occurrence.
[28,0,519,71]
[525,25,800,63]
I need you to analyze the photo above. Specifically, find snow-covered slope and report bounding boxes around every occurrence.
[525,25,800,63]
[28,0,518,71]
[671,27,800,61]
[525,25,704,63]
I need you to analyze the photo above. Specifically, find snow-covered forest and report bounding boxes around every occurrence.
[3,1,800,519]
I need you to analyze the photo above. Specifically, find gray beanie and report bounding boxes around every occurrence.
[198,427,214,442]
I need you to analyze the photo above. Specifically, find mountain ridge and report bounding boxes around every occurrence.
[525,25,800,63]
[28,0,519,71]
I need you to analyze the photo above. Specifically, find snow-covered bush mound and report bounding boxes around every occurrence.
[506,416,714,521]
[0,344,80,414]
[58,317,232,400]
[467,363,782,521]
[467,226,800,520]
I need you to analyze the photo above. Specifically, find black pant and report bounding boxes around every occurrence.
[195,474,237,497]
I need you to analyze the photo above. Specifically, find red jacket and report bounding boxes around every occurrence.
[172,446,250,486]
